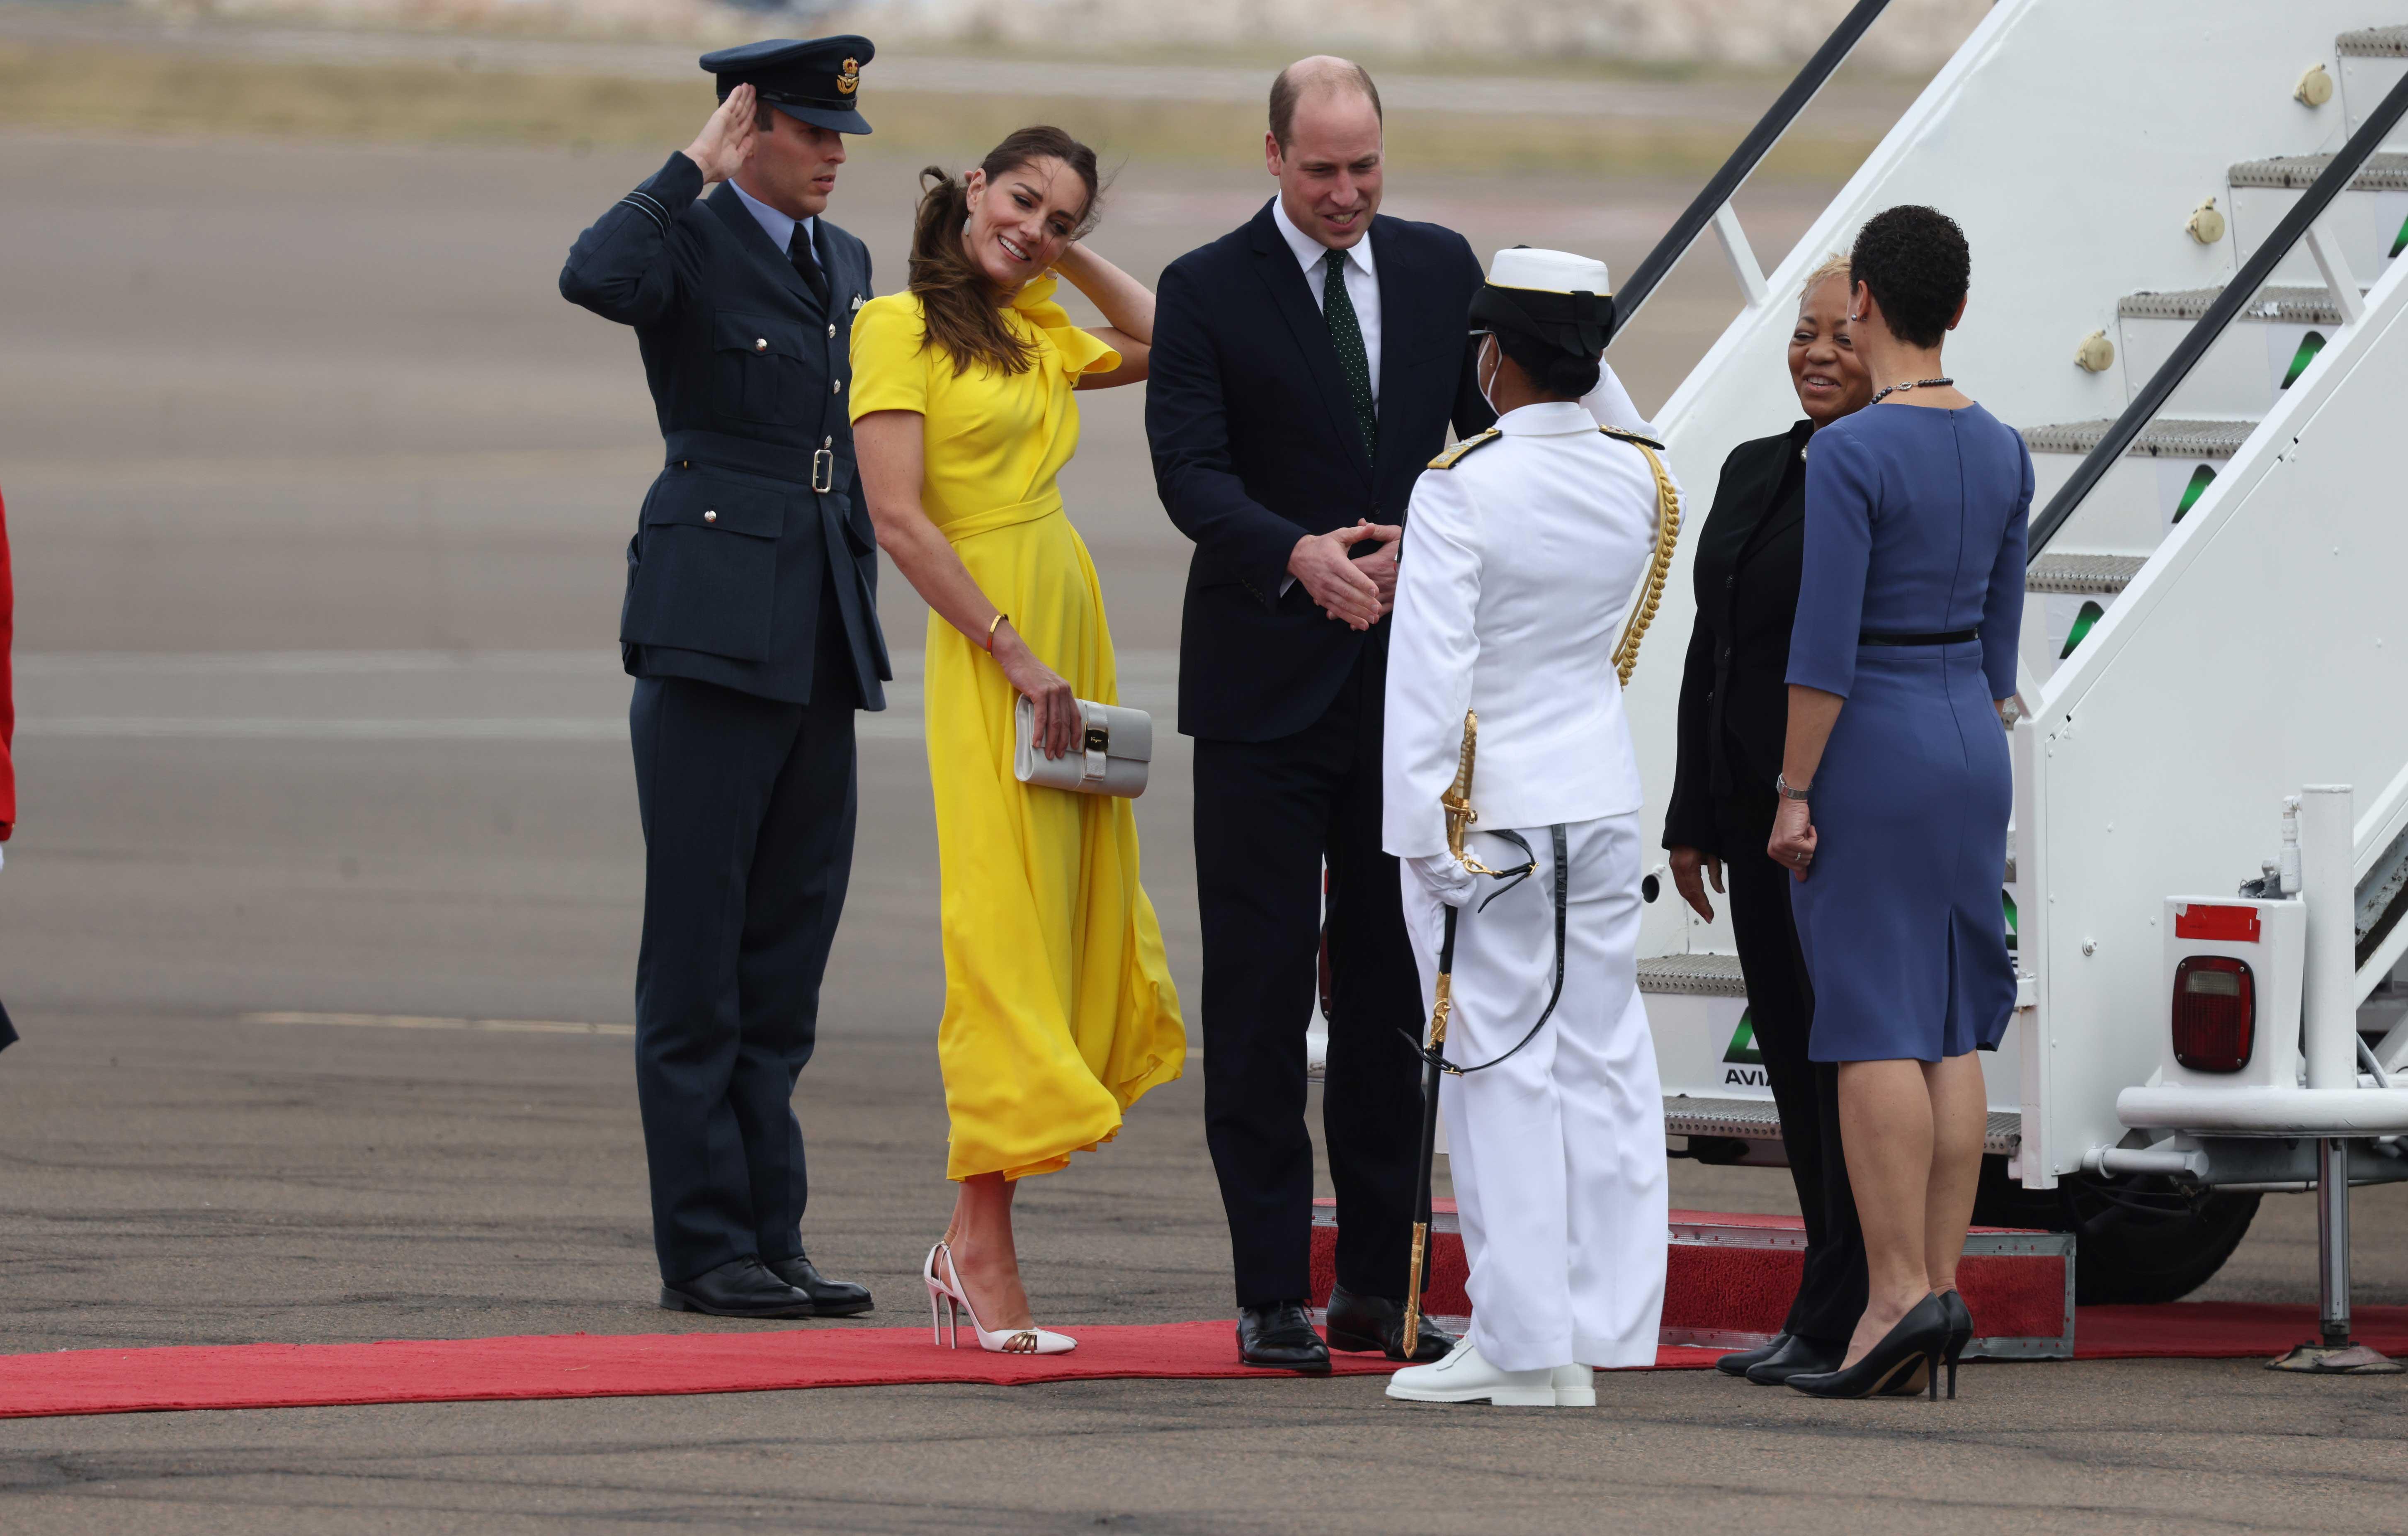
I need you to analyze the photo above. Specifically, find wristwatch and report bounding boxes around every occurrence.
[1776,773,1812,803]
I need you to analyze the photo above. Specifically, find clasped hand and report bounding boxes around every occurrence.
[1289,521,1401,630]
[1404,852,1478,909]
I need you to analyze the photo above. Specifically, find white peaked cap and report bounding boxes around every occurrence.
[1486,246,1612,295]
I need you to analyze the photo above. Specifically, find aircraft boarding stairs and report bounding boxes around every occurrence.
[1655,24,2408,1178]
[1619,3,2408,1316]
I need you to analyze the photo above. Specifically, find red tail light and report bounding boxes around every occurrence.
[2172,955,2256,1072]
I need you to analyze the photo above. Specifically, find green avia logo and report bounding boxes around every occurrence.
[1723,1010,1762,1066]
[2391,209,2407,262]
[2172,463,2216,525]
[2059,599,2106,660]
[2282,331,2327,390]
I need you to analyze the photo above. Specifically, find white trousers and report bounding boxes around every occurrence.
[1403,812,1668,1372]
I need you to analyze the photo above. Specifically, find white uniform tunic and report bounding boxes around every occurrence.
[1382,397,1677,1373]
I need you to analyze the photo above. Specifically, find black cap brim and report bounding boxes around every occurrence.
[766,98,871,135]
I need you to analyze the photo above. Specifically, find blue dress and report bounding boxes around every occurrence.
[1786,403,2029,1062]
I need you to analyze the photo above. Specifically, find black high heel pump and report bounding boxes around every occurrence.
[1787,1293,1950,1400]
[1938,1288,1973,1400]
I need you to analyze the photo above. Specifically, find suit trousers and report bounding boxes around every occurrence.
[1716,784,1867,1344]
[1406,814,1668,1372]
[629,672,857,1283]
[1193,647,1424,1308]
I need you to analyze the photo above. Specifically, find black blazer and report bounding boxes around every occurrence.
[1146,200,1493,742]
[1663,419,1816,855]
[561,153,890,708]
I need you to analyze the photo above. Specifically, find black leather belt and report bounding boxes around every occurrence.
[1860,628,1978,646]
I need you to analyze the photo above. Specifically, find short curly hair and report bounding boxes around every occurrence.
[1849,206,1969,349]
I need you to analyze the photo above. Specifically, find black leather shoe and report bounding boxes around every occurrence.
[660,1257,816,1319]
[765,1253,874,1317]
[1236,1300,1330,1373]
[1745,1332,1847,1385]
[1323,1282,1456,1363]
[1716,1332,1793,1378]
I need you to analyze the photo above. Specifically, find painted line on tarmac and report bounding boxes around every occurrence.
[242,1011,635,1037]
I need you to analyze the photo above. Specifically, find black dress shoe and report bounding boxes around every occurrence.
[1744,1332,1847,1384]
[1716,1332,1793,1378]
[1236,1300,1330,1373]
[765,1253,874,1317]
[660,1257,816,1319]
[1789,1294,1951,1399]
[1323,1282,1457,1363]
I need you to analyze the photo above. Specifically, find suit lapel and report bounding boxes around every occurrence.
[706,182,822,314]
[1733,421,1815,571]
[1248,202,1374,486]
[1370,218,1412,484]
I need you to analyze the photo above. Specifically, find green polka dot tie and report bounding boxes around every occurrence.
[1322,250,1377,457]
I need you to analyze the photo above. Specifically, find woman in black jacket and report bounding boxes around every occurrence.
[1664,254,1873,1384]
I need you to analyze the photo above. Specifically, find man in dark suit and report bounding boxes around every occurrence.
[560,37,889,1319]
[1146,57,1495,1371]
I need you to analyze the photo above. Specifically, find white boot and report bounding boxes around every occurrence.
[1551,1363,1596,1407]
[1386,1339,1557,1406]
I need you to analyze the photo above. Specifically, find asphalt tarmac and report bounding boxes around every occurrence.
[5,131,2408,1533]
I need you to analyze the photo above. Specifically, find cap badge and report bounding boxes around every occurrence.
[836,57,860,96]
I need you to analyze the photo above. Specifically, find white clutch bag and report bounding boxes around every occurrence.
[1014,696,1152,798]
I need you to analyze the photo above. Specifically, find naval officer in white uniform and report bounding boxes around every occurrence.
[1381,247,1678,1407]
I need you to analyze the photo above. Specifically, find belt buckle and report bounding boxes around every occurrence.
[811,447,835,494]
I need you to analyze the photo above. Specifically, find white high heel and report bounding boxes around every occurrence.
[922,1241,1076,1356]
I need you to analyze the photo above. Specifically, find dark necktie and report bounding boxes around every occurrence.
[1322,250,1376,457]
[789,221,829,309]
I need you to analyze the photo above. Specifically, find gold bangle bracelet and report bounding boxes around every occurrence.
[985,612,1009,652]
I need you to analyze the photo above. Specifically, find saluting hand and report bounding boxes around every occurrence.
[683,84,759,185]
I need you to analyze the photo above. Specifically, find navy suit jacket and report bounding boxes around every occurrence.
[1147,200,1494,742]
[561,153,890,708]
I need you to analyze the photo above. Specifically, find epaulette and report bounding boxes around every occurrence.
[1599,425,1667,452]
[1426,429,1502,470]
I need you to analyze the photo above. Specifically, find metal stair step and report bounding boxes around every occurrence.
[2023,418,2256,460]
[2029,552,2146,595]
[2228,152,2408,192]
[1663,1094,2024,1157]
[1636,953,1747,997]
[2339,26,2408,57]
[2118,284,2350,326]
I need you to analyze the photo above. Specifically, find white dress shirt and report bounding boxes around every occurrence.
[1272,196,1381,403]
[729,178,820,273]
[1382,399,1679,855]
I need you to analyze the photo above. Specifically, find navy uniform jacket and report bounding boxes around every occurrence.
[1146,201,1493,743]
[561,152,889,708]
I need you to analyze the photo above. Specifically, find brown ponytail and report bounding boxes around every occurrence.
[909,126,1102,379]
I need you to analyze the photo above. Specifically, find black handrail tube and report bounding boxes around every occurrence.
[2029,70,2408,560]
[1612,0,1893,330]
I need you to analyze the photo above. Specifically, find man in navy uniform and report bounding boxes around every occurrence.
[561,36,888,1318]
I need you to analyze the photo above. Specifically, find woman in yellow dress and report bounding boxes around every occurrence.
[850,126,1185,1355]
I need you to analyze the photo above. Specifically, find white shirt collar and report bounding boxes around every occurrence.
[1495,400,1601,436]
[1270,196,1376,284]
[730,178,816,263]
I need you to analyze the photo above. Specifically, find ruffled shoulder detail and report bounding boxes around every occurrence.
[1010,273,1122,378]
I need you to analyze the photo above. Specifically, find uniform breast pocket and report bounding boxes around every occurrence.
[621,469,789,661]
[713,310,806,425]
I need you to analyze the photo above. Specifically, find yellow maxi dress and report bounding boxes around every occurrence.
[849,277,1186,1182]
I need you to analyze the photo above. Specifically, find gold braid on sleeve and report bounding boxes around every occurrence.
[1610,440,1683,687]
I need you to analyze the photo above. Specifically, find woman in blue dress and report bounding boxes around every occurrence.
[1767,206,2027,1400]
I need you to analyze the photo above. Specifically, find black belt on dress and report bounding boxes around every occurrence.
[1859,628,1978,646]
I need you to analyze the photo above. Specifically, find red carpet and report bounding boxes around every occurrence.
[10,1305,2406,1420]
[0,1323,1732,1420]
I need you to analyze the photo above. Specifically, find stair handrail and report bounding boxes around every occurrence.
[2028,70,2408,559]
[1610,0,1895,332]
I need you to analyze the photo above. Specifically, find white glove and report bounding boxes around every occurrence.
[1404,852,1478,909]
